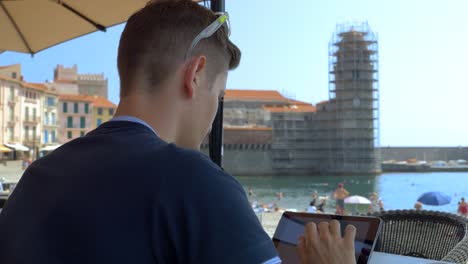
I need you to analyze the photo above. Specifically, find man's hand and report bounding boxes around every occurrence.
[297,220,356,264]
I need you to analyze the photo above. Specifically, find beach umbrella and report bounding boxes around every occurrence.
[344,195,372,204]
[1,0,225,167]
[417,191,451,206]
[0,146,12,153]
[0,0,202,55]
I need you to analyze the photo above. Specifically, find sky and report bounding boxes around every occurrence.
[1,0,467,146]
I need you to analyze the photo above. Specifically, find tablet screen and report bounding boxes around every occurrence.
[272,212,382,264]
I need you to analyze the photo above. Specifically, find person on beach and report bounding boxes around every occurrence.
[248,186,256,204]
[248,186,254,197]
[311,191,318,206]
[458,198,468,218]
[378,199,385,212]
[368,192,378,214]
[306,201,317,213]
[333,183,350,215]
[307,191,318,213]
[276,191,283,200]
[414,201,423,211]
[0,1,356,264]
[317,199,327,213]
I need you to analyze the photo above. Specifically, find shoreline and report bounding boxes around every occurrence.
[257,211,282,238]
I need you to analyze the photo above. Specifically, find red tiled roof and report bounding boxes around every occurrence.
[23,82,47,91]
[287,99,312,105]
[44,88,59,95]
[59,94,94,102]
[91,96,116,108]
[224,89,288,102]
[0,64,19,70]
[263,104,316,113]
[224,126,272,131]
[0,75,19,83]
[59,94,116,107]
[0,76,49,92]
[316,100,329,105]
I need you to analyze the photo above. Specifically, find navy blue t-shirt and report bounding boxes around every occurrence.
[0,121,278,263]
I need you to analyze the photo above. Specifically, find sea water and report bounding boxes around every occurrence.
[236,172,468,214]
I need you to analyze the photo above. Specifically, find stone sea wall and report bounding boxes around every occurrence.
[203,146,468,176]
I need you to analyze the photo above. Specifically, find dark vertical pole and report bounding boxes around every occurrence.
[210,0,225,12]
[208,0,225,167]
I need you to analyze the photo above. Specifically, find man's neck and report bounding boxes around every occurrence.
[115,95,179,144]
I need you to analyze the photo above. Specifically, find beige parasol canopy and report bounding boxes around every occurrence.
[0,145,12,153]
[0,0,202,55]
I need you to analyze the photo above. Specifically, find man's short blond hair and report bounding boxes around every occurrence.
[117,0,241,96]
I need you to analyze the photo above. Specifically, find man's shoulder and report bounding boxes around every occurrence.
[166,147,235,177]
[169,147,218,171]
[159,146,243,192]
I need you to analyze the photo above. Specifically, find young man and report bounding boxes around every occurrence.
[0,1,355,263]
[333,183,350,214]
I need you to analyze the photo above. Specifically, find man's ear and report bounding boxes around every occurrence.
[184,56,207,99]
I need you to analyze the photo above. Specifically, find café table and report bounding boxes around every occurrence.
[371,252,455,264]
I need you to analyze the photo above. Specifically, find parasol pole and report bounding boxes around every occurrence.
[208,0,225,167]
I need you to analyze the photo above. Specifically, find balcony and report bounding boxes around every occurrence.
[23,136,41,145]
[7,116,20,126]
[65,125,88,130]
[23,116,41,124]
[6,137,21,144]
[8,98,19,106]
[43,122,59,127]
[25,98,38,104]
[45,103,58,110]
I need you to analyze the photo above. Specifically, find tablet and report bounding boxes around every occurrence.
[272,212,382,264]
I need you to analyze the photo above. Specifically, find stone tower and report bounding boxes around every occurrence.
[326,21,381,174]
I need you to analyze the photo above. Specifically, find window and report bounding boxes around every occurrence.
[32,126,36,140]
[9,86,14,101]
[12,72,17,79]
[44,111,49,125]
[63,102,68,113]
[109,108,114,116]
[74,103,78,113]
[33,108,37,121]
[80,117,86,128]
[25,107,29,121]
[8,127,14,141]
[97,108,103,115]
[97,118,102,127]
[352,69,360,80]
[9,106,14,122]
[24,126,29,140]
[67,116,73,128]
[51,130,56,142]
[85,103,89,114]
[80,131,85,137]
[47,97,55,106]
[51,112,56,125]
[67,131,72,139]
[44,130,49,143]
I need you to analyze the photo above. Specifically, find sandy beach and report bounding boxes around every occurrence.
[257,211,283,238]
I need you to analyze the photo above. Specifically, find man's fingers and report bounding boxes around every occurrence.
[305,222,318,246]
[297,235,307,262]
[318,221,330,240]
[344,224,357,245]
[329,220,341,238]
